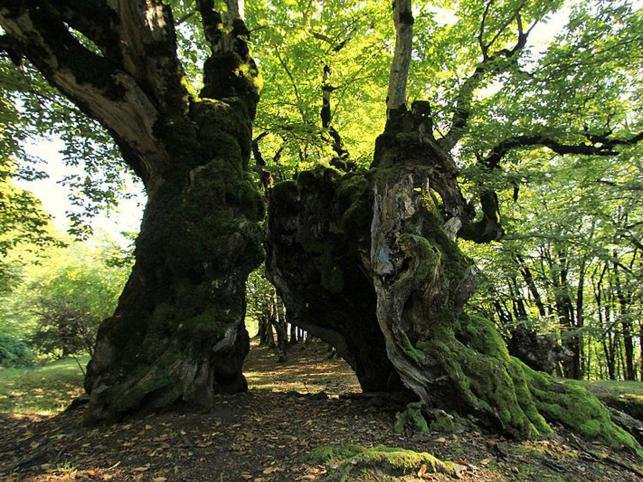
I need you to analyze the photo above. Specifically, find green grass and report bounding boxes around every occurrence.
[0,355,88,415]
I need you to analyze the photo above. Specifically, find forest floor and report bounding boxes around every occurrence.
[0,341,641,481]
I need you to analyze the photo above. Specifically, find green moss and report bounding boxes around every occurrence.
[394,401,429,434]
[413,312,636,445]
[336,173,368,205]
[153,115,201,162]
[399,333,426,365]
[518,359,640,452]
[181,307,231,335]
[417,324,546,440]
[190,98,252,164]
[180,75,198,100]
[429,413,467,434]
[310,444,363,463]
[397,234,441,288]
[201,134,244,170]
[456,314,510,360]
[310,444,461,480]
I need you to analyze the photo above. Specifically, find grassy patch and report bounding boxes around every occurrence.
[576,379,643,398]
[0,356,87,415]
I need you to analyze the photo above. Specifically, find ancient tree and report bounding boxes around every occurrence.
[2,0,641,450]
[267,0,641,448]
[0,0,264,422]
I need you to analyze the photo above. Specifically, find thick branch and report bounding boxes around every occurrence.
[460,129,643,244]
[197,0,224,51]
[386,0,413,114]
[482,132,643,168]
[53,0,189,114]
[198,0,260,115]
[47,0,121,61]
[109,0,189,114]
[252,132,272,191]
[0,33,22,65]
[0,1,174,186]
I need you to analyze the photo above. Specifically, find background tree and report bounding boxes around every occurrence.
[0,235,130,367]
[26,242,128,360]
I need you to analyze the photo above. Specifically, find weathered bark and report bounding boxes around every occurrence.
[267,167,406,393]
[267,105,639,449]
[84,97,264,421]
[613,255,636,381]
[0,0,264,422]
[85,1,263,422]
[264,0,640,444]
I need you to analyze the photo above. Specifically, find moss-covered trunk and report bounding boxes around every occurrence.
[266,107,639,451]
[267,168,406,393]
[84,98,264,423]
[368,110,638,449]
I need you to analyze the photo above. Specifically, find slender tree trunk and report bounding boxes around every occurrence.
[639,320,643,381]
[517,255,546,318]
[613,255,635,380]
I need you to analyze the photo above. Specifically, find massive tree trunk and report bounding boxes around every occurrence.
[267,107,638,449]
[84,97,264,421]
[267,0,638,450]
[0,0,263,422]
[267,168,406,393]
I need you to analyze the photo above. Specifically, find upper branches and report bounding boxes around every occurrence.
[386,0,414,116]
[439,1,538,151]
[481,131,643,168]
[459,129,643,244]
[198,0,260,116]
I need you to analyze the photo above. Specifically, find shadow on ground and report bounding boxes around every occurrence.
[0,340,641,481]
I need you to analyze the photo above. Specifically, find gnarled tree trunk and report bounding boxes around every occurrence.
[265,0,639,446]
[85,97,264,421]
[266,107,638,449]
[267,168,406,393]
[0,0,263,422]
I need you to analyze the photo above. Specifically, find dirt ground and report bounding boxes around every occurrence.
[0,341,641,481]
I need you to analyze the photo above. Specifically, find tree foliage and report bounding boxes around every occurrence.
[0,237,131,364]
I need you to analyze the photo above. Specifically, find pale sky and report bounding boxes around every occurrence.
[19,137,144,244]
[12,3,578,242]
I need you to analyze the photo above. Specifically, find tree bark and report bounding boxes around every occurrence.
[266,168,407,393]
[84,100,264,421]
[265,0,638,448]
[267,110,635,447]
[0,0,264,422]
